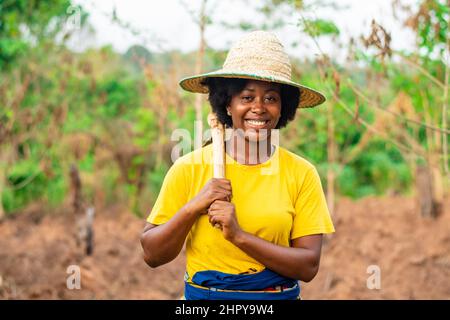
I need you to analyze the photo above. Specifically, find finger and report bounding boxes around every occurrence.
[209,214,216,224]
[213,189,231,197]
[208,209,220,216]
[214,186,232,196]
[213,179,232,191]
[218,183,232,192]
[209,200,229,211]
[208,209,227,218]
[212,200,229,206]
[213,178,231,184]
[208,216,223,226]
[208,208,224,215]
[213,191,232,202]
[210,216,223,229]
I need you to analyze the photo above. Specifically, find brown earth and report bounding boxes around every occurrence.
[0,196,449,300]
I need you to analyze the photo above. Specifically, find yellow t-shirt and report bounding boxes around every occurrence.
[147,144,335,280]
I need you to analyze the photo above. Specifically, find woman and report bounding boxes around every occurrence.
[140,31,335,300]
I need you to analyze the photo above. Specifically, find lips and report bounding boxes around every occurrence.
[244,119,270,129]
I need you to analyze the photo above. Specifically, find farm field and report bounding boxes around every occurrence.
[1,196,448,300]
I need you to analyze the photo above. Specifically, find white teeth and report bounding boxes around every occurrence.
[247,120,266,126]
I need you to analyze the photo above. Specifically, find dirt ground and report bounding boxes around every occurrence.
[0,195,449,300]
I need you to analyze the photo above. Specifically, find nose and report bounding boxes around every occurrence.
[250,97,266,114]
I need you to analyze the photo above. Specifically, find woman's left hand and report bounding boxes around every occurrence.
[208,200,242,241]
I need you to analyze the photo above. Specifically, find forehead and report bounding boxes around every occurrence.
[243,80,281,92]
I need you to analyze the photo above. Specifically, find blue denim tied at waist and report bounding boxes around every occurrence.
[184,268,300,300]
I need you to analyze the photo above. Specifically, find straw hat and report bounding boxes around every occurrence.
[179,30,326,108]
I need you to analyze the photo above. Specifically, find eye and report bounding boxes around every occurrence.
[265,96,278,103]
[241,95,253,102]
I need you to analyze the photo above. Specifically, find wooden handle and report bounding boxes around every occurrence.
[207,113,225,229]
[208,113,225,178]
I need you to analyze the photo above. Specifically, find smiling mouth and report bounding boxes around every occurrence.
[245,119,270,128]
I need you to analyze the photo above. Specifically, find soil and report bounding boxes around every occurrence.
[0,196,449,300]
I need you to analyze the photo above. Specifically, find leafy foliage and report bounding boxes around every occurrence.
[0,0,447,216]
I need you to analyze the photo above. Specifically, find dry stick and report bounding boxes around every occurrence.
[208,113,225,229]
[8,169,41,190]
[333,88,423,159]
[299,14,429,162]
[350,82,450,135]
[299,15,449,140]
[317,64,425,161]
[0,146,6,221]
[442,40,449,175]
[421,91,435,154]
[193,0,207,152]
[393,50,445,90]
[393,50,449,172]
[316,60,423,162]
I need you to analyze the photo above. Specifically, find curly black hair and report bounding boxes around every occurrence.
[201,77,300,129]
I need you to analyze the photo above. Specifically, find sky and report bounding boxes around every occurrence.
[70,0,418,60]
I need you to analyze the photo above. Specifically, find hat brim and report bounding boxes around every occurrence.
[179,71,326,108]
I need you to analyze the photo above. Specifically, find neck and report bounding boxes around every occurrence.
[225,131,274,165]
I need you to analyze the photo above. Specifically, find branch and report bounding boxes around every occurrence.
[392,50,445,90]
[298,12,443,164]
[349,83,450,134]
[442,37,449,174]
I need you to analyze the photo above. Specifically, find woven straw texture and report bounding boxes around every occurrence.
[179,31,326,108]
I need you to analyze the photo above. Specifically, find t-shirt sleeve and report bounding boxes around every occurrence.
[291,166,335,239]
[146,160,190,225]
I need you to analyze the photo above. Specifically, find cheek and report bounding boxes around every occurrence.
[271,105,282,120]
[230,106,246,121]
[229,99,241,115]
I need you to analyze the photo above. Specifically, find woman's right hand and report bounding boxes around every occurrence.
[186,178,232,216]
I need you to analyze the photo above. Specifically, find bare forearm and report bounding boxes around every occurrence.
[141,204,198,267]
[231,231,320,281]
